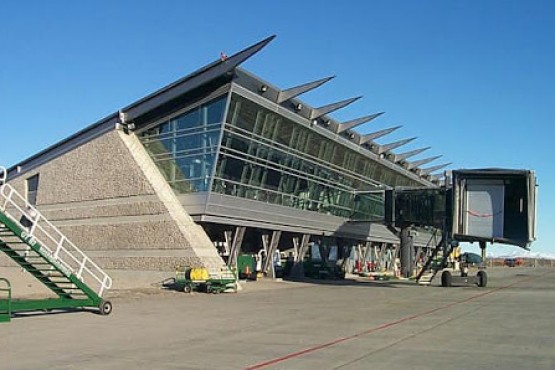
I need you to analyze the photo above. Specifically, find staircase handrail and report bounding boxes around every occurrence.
[0,182,112,297]
[415,228,443,282]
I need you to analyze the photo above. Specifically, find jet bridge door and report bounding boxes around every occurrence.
[452,169,537,249]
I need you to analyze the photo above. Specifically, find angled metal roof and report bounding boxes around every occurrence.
[122,35,276,122]
[7,36,277,178]
[8,35,446,187]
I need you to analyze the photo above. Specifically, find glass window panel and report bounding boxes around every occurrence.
[175,108,200,131]
[221,156,244,182]
[139,95,225,194]
[205,96,226,124]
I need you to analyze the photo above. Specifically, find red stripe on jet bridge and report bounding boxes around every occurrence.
[242,271,550,370]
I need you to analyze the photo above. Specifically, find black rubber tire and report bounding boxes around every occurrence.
[477,270,488,287]
[441,270,452,287]
[99,300,113,315]
[183,285,192,293]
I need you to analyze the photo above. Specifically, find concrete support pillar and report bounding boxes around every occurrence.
[262,230,282,278]
[400,227,415,278]
[290,234,310,278]
[226,226,246,267]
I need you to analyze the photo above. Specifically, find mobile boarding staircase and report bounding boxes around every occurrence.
[415,229,453,286]
[0,167,112,322]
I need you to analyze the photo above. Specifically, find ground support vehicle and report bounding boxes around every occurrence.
[175,266,237,294]
[439,251,487,287]
[417,238,487,288]
[440,266,487,288]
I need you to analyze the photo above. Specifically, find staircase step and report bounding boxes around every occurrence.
[417,271,436,285]
[28,271,65,277]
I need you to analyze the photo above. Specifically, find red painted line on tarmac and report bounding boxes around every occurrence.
[242,271,552,370]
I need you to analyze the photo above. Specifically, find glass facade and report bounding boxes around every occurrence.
[139,95,226,192]
[212,94,424,220]
[139,91,425,221]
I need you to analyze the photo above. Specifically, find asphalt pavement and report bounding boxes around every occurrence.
[1,267,554,370]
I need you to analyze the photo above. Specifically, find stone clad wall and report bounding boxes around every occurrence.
[10,130,155,204]
[3,129,207,277]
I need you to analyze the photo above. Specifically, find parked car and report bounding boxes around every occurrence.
[461,252,483,265]
[504,257,522,267]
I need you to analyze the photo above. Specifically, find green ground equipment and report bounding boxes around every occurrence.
[175,266,237,294]
[0,277,11,322]
[0,166,113,320]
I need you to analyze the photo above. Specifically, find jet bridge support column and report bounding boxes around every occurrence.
[480,241,487,263]
[400,226,415,278]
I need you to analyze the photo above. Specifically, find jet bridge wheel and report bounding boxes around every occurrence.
[477,270,488,288]
[98,300,113,315]
[441,270,452,287]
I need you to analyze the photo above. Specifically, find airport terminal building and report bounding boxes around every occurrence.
[2,36,445,283]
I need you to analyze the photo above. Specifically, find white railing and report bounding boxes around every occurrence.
[0,172,112,297]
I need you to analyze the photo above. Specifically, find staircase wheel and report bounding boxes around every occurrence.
[99,300,113,315]
[441,270,452,287]
[183,284,192,294]
[477,270,488,288]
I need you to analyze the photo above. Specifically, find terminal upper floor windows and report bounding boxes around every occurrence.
[139,95,227,193]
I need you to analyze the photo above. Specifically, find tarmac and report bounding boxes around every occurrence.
[1,266,554,369]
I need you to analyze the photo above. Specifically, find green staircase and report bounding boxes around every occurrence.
[0,167,112,319]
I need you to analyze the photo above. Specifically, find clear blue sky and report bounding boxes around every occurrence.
[1,1,553,256]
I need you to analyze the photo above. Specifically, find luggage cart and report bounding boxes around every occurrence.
[175,266,237,294]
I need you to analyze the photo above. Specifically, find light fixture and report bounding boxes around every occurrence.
[258,85,268,93]
[295,103,303,111]
[349,132,355,139]
[118,110,128,124]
